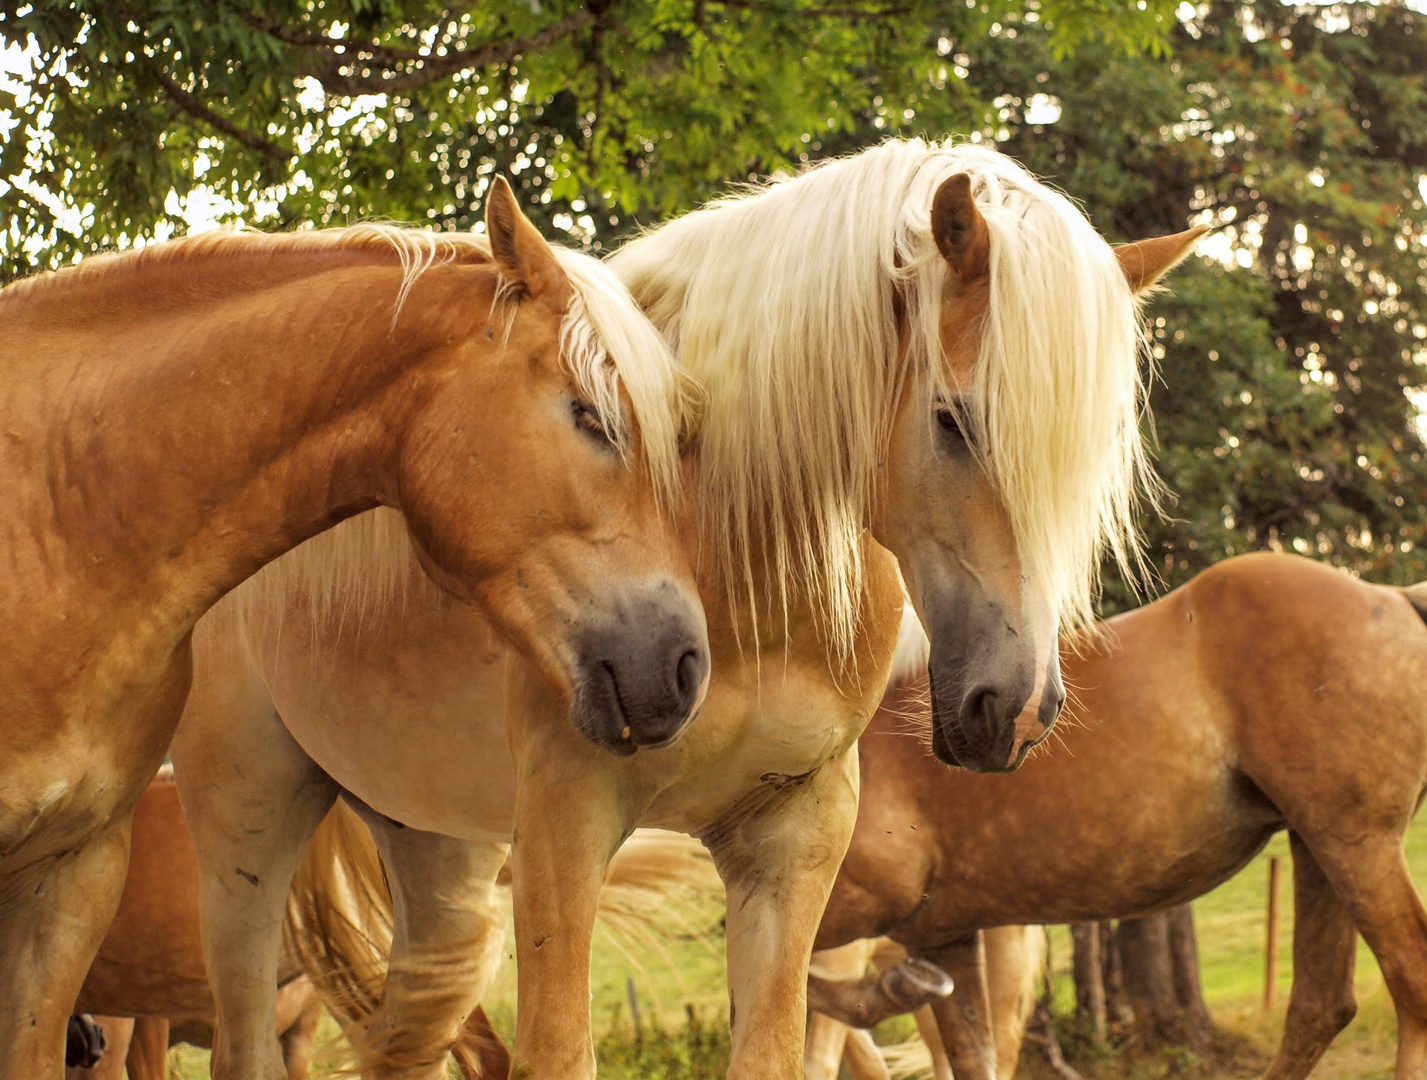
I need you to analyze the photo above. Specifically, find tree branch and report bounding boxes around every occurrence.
[306,8,597,97]
[156,70,291,160]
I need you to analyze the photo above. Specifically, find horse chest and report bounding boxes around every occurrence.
[638,662,872,831]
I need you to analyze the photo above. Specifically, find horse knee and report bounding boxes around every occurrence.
[1329,996,1357,1034]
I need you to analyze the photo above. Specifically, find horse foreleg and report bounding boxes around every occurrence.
[1263,832,1358,1080]
[921,933,999,1080]
[504,664,638,1080]
[711,747,860,1080]
[0,815,132,1080]
[352,809,509,1080]
[1300,833,1427,1080]
[984,925,1043,1080]
[808,948,954,1028]
[171,701,337,1080]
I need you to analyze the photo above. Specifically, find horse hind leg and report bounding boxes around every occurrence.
[171,699,338,1080]
[275,977,323,1080]
[349,806,509,1080]
[1301,831,1427,1080]
[1263,832,1358,1080]
[124,1017,170,1080]
[920,934,999,1080]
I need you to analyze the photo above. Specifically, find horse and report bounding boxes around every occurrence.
[67,767,322,1080]
[804,928,1044,1080]
[169,138,1203,1078]
[812,552,1427,1080]
[0,174,707,1077]
[63,769,702,1080]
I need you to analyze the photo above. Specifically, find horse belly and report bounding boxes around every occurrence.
[266,604,518,842]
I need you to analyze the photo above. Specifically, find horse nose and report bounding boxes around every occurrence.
[610,630,708,749]
[572,583,710,755]
[1038,683,1066,729]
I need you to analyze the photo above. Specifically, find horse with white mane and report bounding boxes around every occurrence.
[171,139,1205,1078]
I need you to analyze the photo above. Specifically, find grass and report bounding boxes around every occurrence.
[157,817,1427,1079]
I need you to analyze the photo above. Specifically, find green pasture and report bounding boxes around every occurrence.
[162,814,1427,1079]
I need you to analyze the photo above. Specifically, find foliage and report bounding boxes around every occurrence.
[2,0,1423,596]
[952,0,1427,604]
[0,0,1178,274]
[594,1004,730,1079]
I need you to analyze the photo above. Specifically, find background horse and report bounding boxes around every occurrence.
[0,175,703,1077]
[814,552,1427,1080]
[805,929,1045,1080]
[172,137,1201,1080]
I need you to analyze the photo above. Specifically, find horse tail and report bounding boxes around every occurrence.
[1402,581,1427,626]
[283,806,718,1076]
[283,799,393,1047]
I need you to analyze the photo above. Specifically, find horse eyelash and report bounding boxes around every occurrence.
[572,399,615,445]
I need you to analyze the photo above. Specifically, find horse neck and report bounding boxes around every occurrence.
[7,249,490,631]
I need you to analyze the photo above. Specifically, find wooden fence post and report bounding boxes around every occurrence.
[1264,856,1283,1011]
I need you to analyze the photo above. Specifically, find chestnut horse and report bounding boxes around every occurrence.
[172,138,1203,1079]
[0,176,706,1077]
[814,552,1427,1080]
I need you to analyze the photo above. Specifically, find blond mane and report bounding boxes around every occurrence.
[612,138,1154,654]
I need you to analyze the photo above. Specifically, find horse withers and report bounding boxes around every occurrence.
[0,176,705,1078]
[813,552,1427,1080]
[172,137,1204,1080]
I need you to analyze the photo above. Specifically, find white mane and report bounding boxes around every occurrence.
[611,138,1154,653]
[213,234,692,635]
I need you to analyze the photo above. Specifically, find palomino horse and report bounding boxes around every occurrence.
[0,176,706,1077]
[171,139,1203,1078]
[813,552,1427,1080]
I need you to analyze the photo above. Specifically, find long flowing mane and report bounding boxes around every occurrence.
[611,138,1154,654]
[11,225,694,635]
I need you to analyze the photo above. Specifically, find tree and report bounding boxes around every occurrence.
[0,0,1174,277]
[954,0,1427,598]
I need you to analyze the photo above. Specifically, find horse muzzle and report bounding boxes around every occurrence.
[568,580,710,756]
[927,660,1060,772]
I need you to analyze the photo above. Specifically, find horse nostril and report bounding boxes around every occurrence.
[965,689,999,727]
[676,648,704,702]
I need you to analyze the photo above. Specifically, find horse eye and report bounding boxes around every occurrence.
[934,404,968,444]
[572,399,613,445]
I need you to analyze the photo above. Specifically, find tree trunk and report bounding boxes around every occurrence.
[1070,923,1108,1042]
[1167,904,1215,1045]
[1111,904,1214,1051]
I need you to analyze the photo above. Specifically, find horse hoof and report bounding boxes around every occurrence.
[882,957,955,1009]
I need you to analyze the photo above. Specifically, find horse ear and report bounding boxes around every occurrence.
[932,174,990,284]
[484,175,564,298]
[1114,226,1210,295]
